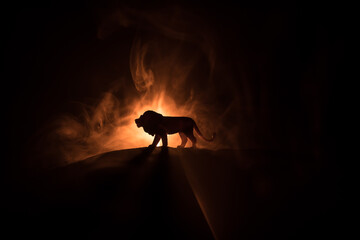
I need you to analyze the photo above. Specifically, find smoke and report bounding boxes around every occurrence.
[130,41,155,92]
[33,6,239,167]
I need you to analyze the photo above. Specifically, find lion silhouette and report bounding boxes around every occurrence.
[135,110,215,148]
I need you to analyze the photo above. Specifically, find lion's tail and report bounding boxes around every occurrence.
[193,122,216,142]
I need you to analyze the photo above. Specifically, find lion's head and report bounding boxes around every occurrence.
[135,110,163,136]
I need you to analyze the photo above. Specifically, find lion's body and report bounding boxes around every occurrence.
[160,117,194,134]
[135,110,215,148]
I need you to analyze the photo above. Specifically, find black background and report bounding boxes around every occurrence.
[3,0,345,238]
[4,1,344,171]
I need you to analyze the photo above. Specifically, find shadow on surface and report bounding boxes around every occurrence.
[11,147,214,239]
[5,148,340,240]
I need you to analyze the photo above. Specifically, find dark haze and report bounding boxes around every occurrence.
[4,0,343,212]
[2,1,346,239]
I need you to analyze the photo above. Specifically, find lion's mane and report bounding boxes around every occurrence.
[138,110,164,136]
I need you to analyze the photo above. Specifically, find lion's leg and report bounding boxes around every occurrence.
[161,134,168,148]
[185,130,197,148]
[177,132,188,148]
[149,134,161,148]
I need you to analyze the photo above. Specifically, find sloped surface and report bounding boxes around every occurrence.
[6,148,340,239]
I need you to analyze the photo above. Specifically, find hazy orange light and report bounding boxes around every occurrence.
[119,91,187,149]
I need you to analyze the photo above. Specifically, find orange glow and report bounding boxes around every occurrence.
[119,93,183,148]
[47,29,222,164]
[52,88,203,163]
[114,90,197,150]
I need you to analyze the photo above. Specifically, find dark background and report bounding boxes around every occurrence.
[4,1,344,172]
[3,0,345,238]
